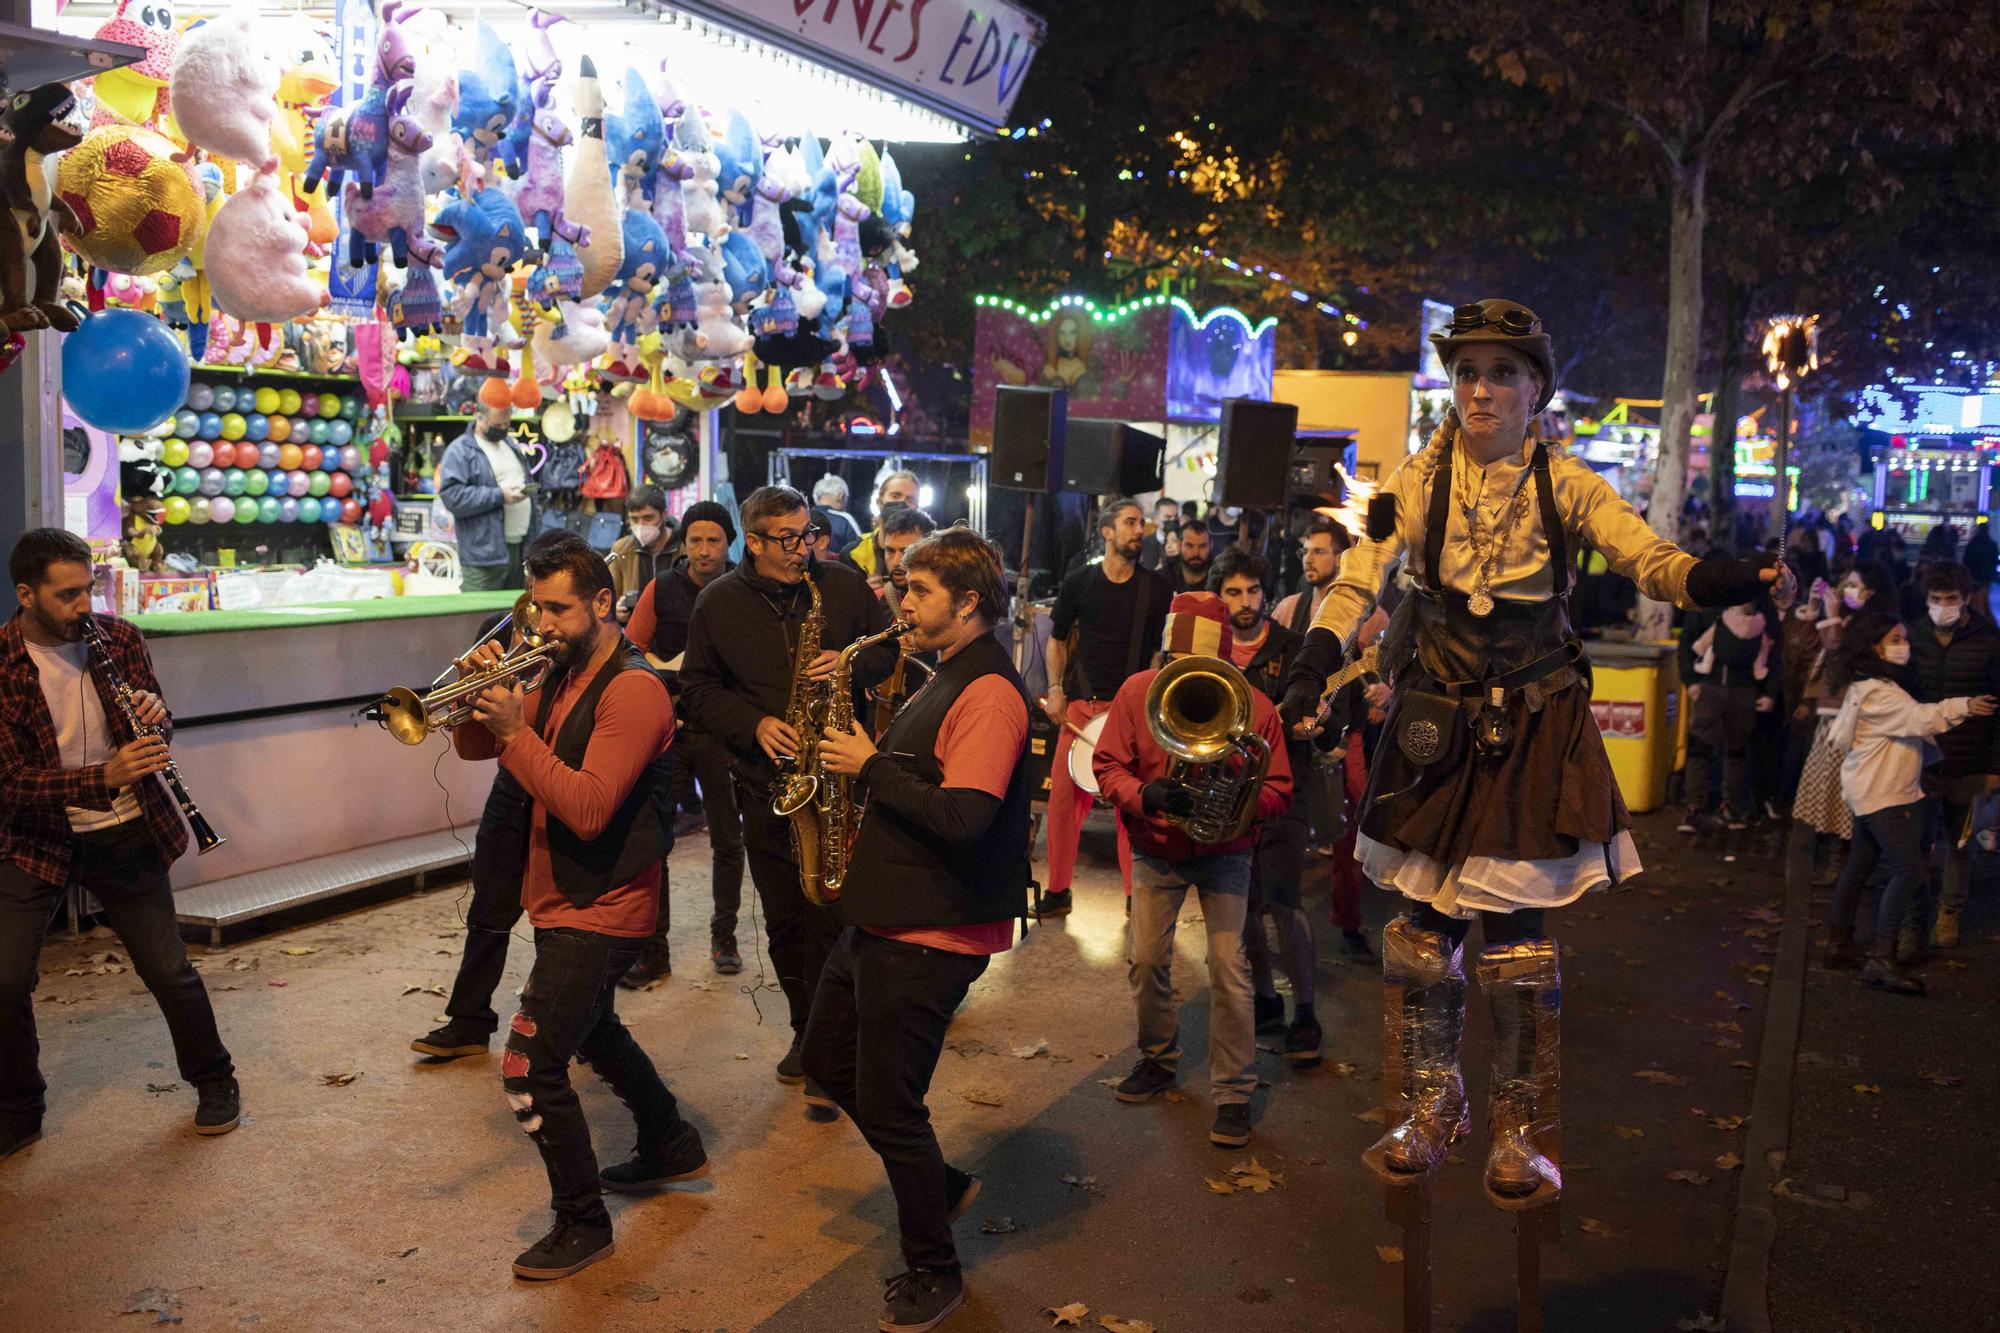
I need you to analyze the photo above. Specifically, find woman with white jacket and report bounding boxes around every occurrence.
[1823,609,1996,993]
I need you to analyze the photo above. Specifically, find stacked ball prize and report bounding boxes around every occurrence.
[154,382,368,527]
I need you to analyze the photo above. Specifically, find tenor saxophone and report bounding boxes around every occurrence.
[772,576,828,895]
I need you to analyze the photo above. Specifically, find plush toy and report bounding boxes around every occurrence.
[271,20,339,244]
[344,86,439,270]
[118,435,170,507]
[169,11,280,169]
[606,67,664,210]
[0,83,86,334]
[56,125,207,277]
[566,57,621,300]
[510,14,586,255]
[120,502,169,572]
[719,229,769,314]
[687,243,750,362]
[434,186,526,372]
[387,263,445,339]
[715,111,762,222]
[878,150,916,306]
[205,168,330,323]
[602,209,670,379]
[532,299,608,367]
[302,92,389,200]
[745,144,806,283]
[676,106,725,243]
[451,22,518,184]
[90,0,180,131]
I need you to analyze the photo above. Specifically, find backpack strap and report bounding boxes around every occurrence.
[1531,442,1569,599]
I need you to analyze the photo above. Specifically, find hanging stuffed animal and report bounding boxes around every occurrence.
[271,20,339,245]
[878,150,916,307]
[433,185,527,373]
[601,209,670,380]
[565,56,621,300]
[675,106,725,243]
[387,263,444,339]
[343,86,439,270]
[90,0,181,131]
[719,229,769,316]
[169,10,280,169]
[399,5,462,196]
[0,83,86,334]
[686,242,750,362]
[205,167,330,323]
[450,22,518,188]
[510,10,585,256]
[715,111,762,226]
[746,144,806,285]
[605,67,663,211]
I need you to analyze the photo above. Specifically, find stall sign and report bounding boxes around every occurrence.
[678,0,1044,134]
[969,302,1171,448]
[326,0,378,316]
[1591,700,1647,739]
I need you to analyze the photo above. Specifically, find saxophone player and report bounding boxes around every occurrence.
[679,486,896,1117]
[806,526,1032,1333]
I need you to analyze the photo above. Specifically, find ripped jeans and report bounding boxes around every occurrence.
[504,927,685,1226]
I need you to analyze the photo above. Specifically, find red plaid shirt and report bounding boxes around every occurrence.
[0,613,190,885]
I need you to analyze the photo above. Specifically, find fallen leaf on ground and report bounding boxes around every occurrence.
[321,1071,361,1087]
[1044,1303,1090,1327]
[607,1280,660,1303]
[1207,1159,1284,1195]
[1328,1061,1358,1078]
[1667,1170,1712,1186]
[961,1088,1005,1107]
[1941,959,1969,971]
[145,1082,180,1095]
[280,946,318,957]
[399,984,445,997]
[1060,1174,1102,1192]
[1163,1088,1187,1103]
[1634,1068,1689,1086]
[267,981,287,988]
[1376,1245,1404,1263]
[1715,1153,1743,1171]
[225,957,256,971]
[119,1287,183,1321]
[1734,1061,1755,1070]
[1580,1217,1614,1237]
[1919,1070,1965,1088]
[1852,1083,1881,1095]
[1709,1114,1747,1130]
[733,1052,750,1061]
[1355,1106,1387,1124]
[1013,1040,1050,1059]
[1614,1125,1646,1140]
[1710,1038,1742,1049]
[980,1217,1018,1234]
[1098,1317,1155,1333]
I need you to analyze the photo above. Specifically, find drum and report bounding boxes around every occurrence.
[1066,712,1108,795]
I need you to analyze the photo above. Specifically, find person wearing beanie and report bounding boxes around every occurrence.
[1093,591,1293,1150]
[625,498,743,982]
[1276,299,1788,1204]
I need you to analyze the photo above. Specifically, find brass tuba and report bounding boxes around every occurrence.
[1143,655,1273,843]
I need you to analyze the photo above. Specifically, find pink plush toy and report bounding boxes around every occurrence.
[205,169,329,322]
[170,11,279,168]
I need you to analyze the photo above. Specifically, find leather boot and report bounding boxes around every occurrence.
[1477,940,1562,1199]
[1369,916,1469,1175]
[1820,926,1862,970]
[1862,937,1925,996]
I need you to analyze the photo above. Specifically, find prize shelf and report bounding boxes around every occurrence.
[0,21,139,93]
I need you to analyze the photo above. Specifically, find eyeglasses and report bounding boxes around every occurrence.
[1450,303,1540,337]
[751,525,822,553]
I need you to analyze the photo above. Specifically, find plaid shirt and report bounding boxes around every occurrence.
[0,613,189,885]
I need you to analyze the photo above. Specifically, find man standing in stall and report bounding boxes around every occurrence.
[438,401,536,592]
[1040,498,1174,918]
[453,533,706,1282]
[804,527,1031,1333]
[0,529,239,1157]
[624,500,743,981]
[679,486,896,1116]
[609,484,678,624]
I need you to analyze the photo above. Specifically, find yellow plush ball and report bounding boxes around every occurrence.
[57,126,207,276]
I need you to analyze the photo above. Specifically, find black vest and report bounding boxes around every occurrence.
[539,639,675,907]
[842,633,1032,928]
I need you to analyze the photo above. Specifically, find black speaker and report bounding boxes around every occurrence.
[1215,398,1300,508]
[1288,437,1352,503]
[1064,419,1166,495]
[991,386,1067,492]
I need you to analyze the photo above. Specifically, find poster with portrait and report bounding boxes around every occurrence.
[970,302,1172,448]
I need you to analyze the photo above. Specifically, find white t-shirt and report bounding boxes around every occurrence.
[25,638,144,832]
[477,435,532,543]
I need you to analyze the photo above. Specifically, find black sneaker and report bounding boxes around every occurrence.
[410,1018,492,1059]
[1284,1013,1323,1066]
[600,1121,709,1194]
[1721,805,1750,831]
[1210,1102,1252,1148]
[1113,1058,1176,1103]
[619,946,671,989]
[1030,889,1072,919]
[944,1167,981,1224]
[1676,809,1699,834]
[511,1216,615,1280]
[1340,929,1377,963]
[1,1115,43,1161]
[880,1268,964,1333]
[1253,992,1286,1034]
[776,1033,807,1085]
[193,1077,240,1136]
[803,1080,841,1121]
[712,943,742,976]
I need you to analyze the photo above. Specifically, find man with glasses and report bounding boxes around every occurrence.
[680,486,897,1118]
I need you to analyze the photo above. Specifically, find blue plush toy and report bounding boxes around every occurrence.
[602,208,670,378]
[604,67,664,209]
[719,228,769,313]
[433,186,527,371]
[715,110,762,224]
[451,22,519,180]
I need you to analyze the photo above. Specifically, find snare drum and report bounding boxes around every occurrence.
[1066,712,1108,795]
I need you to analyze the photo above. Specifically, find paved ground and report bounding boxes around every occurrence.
[0,809,1858,1331]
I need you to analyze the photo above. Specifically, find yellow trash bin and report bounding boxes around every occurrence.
[1584,640,1683,814]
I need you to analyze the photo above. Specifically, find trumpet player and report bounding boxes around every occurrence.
[679,486,895,1115]
[449,532,706,1282]
[0,529,238,1157]
[1093,591,1292,1150]
[803,527,1031,1333]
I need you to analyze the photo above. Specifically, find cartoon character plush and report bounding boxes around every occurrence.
[746,144,807,283]
[676,106,725,243]
[432,186,527,372]
[450,22,518,185]
[719,229,769,315]
[205,168,330,324]
[303,90,389,199]
[120,502,168,572]
[565,57,621,299]
[686,243,750,362]
[0,83,86,334]
[169,10,280,169]
[602,210,670,379]
[90,0,180,130]
[344,86,439,270]
[878,150,916,306]
[605,67,663,209]
[715,111,762,222]
[387,263,444,339]
[271,19,339,244]
[509,12,586,256]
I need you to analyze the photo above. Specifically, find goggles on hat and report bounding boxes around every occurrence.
[1449,303,1541,338]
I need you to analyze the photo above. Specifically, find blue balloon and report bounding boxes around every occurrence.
[308,419,330,445]
[245,413,269,442]
[185,383,213,411]
[198,412,224,440]
[328,420,353,447]
[257,496,282,524]
[212,385,238,412]
[197,467,225,497]
[322,498,343,523]
[60,309,191,434]
[298,496,322,523]
[278,497,300,523]
[258,443,281,469]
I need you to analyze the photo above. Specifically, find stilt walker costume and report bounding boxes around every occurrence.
[1280,300,1783,1198]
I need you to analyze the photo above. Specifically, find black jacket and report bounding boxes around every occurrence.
[679,555,895,782]
[1909,614,2000,779]
[1677,609,1780,699]
[645,557,728,674]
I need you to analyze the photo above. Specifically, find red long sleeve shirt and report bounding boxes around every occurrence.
[454,650,673,937]
[1092,665,1293,861]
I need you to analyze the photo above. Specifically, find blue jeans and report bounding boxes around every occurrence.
[1831,799,1931,943]
[1127,850,1255,1104]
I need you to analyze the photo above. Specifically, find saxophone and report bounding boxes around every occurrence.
[772,576,828,890]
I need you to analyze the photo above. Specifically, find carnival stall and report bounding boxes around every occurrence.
[1855,380,2000,540]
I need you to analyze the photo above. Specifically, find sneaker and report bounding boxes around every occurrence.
[944,1168,981,1225]
[803,1080,841,1121]
[194,1077,240,1136]
[1113,1058,1176,1103]
[511,1216,615,1280]
[619,946,671,989]
[1340,929,1377,963]
[1030,889,1072,919]
[1933,905,1961,949]
[599,1121,709,1194]
[712,943,743,976]
[776,1033,807,1085]
[1676,809,1699,834]
[1,1115,42,1161]
[1253,992,1286,1034]
[1763,798,1785,822]
[1721,805,1750,831]
[880,1268,964,1333]
[1284,1013,1323,1066]
[410,1018,492,1059]
[1210,1102,1252,1148]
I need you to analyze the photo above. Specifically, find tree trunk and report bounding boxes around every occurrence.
[1709,280,1750,550]
[1635,155,1707,640]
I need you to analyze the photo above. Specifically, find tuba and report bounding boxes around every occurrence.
[1144,655,1273,844]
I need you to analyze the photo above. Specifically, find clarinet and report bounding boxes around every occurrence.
[80,615,225,855]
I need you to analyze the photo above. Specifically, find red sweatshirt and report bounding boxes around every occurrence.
[1092,665,1293,860]
[454,642,673,937]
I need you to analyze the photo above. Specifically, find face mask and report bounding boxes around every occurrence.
[1882,642,1912,665]
[1842,587,1867,611]
[1930,604,1961,629]
[632,523,661,548]
[478,423,508,443]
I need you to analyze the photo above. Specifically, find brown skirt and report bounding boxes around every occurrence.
[1359,677,1629,868]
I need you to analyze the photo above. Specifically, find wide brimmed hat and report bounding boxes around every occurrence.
[1428,299,1557,412]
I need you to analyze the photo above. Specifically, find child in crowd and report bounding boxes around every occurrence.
[1821,609,1996,995]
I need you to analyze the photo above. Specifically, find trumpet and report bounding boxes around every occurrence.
[375,593,562,745]
[1144,655,1272,844]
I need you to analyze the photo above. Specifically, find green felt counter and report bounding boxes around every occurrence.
[131,591,518,637]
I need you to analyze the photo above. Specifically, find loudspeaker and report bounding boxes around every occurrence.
[1215,398,1300,508]
[1064,418,1166,495]
[991,386,1067,492]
